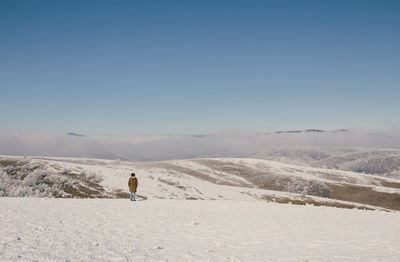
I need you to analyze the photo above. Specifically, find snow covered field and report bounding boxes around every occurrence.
[1,155,400,261]
[1,198,399,261]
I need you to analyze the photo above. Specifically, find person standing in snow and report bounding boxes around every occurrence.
[128,173,138,201]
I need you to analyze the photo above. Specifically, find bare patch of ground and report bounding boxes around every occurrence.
[0,160,20,167]
[157,177,186,191]
[185,197,198,200]
[111,189,130,198]
[257,194,376,211]
[380,180,400,189]
[329,184,400,211]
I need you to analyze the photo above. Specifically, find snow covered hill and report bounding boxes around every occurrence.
[1,155,400,211]
[253,147,400,178]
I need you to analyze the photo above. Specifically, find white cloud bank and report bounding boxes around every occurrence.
[1,129,400,161]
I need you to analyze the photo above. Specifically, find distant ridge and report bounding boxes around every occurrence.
[272,129,347,135]
[66,132,86,137]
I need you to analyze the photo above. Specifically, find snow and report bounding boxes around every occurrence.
[1,198,399,261]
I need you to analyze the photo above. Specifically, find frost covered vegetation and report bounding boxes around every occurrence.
[0,159,127,198]
[285,179,331,198]
[255,147,400,178]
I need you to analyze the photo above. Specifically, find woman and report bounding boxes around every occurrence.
[128,173,138,201]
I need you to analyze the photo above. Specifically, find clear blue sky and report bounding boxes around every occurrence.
[1,0,399,135]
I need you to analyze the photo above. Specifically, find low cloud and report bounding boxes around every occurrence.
[1,129,400,161]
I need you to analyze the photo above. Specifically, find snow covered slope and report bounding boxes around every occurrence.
[2,155,400,211]
[1,198,399,261]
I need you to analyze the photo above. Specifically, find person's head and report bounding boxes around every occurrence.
[131,173,135,177]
